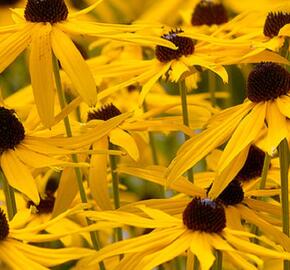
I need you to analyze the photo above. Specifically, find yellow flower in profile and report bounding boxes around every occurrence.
[0,206,95,270]
[167,62,290,198]
[0,0,174,127]
[0,106,89,204]
[82,201,290,270]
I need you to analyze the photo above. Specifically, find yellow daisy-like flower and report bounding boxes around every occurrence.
[167,62,290,198]
[81,200,290,270]
[0,106,90,204]
[0,205,95,270]
[0,0,174,127]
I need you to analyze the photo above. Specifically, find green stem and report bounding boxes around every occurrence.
[259,153,271,190]
[52,55,105,270]
[178,80,194,183]
[193,256,199,270]
[278,138,290,270]
[1,170,16,220]
[214,250,222,270]
[208,71,216,107]
[109,143,123,243]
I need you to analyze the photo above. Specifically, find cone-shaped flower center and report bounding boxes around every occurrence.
[236,145,265,182]
[0,107,25,153]
[247,62,290,102]
[155,29,195,62]
[0,0,20,6]
[87,104,122,121]
[183,197,226,233]
[0,209,9,241]
[207,180,244,206]
[263,12,290,38]
[24,0,68,23]
[191,0,228,26]
[27,191,55,214]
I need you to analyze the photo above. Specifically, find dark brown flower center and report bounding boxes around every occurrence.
[155,29,195,62]
[236,145,265,182]
[24,0,68,23]
[191,0,228,26]
[27,192,55,214]
[87,104,122,122]
[264,11,290,38]
[0,0,20,6]
[183,197,226,233]
[247,62,290,102]
[207,180,244,206]
[0,209,9,241]
[0,107,25,153]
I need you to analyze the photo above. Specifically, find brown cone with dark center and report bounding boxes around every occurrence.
[27,192,55,214]
[191,0,228,26]
[0,0,20,6]
[0,209,9,241]
[87,104,122,122]
[264,11,290,38]
[0,107,25,153]
[183,197,226,233]
[207,180,244,206]
[24,0,68,23]
[155,29,195,62]
[236,145,266,182]
[247,62,290,102]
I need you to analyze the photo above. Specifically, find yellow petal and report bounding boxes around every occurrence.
[265,101,288,154]
[0,24,31,73]
[190,232,216,270]
[217,102,266,173]
[109,128,139,161]
[209,145,250,199]
[51,27,97,106]
[29,23,54,128]
[169,60,189,82]
[89,139,112,210]
[1,150,39,204]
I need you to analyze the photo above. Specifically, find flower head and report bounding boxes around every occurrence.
[263,11,290,38]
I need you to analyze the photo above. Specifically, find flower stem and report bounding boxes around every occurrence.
[278,138,290,270]
[109,143,123,243]
[208,71,216,107]
[214,250,223,270]
[259,153,271,190]
[52,55,105,270]
[178,80,194,183]
[0,169,16,220]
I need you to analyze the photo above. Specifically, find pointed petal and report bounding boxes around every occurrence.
[51,27,97,105]
[29,24,54,128]
[1,150,39,203]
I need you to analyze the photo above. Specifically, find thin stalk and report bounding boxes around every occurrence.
[52,55,105,270]
[1,170,16,220]
[178,80,194,183]
[251,153,271,243]
[109,143,123,243]
[278,138,290,270]
[214,250,222,270]
[193,257,199,270]
[208,71,216,107]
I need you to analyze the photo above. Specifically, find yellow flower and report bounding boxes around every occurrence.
[0,0,174,127]
[0,106,89,204]
[0,205,95,270]
[82,201,290,270]
[167,62,290,198]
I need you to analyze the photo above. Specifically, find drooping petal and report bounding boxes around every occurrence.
[29,23,55,128]
[51,27,97,106]
[89,138,112,210]
[109,128,139,161]
[1,150,39,204]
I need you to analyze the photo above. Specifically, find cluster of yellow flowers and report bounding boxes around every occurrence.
[0,0,289,269]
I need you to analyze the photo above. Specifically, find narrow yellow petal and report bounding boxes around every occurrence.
[109,128,139,161]
[29,23,54,128]
[89,139,112,210]
[1,150,39,204]
[217,102,266,173]
[51,27,97,106]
